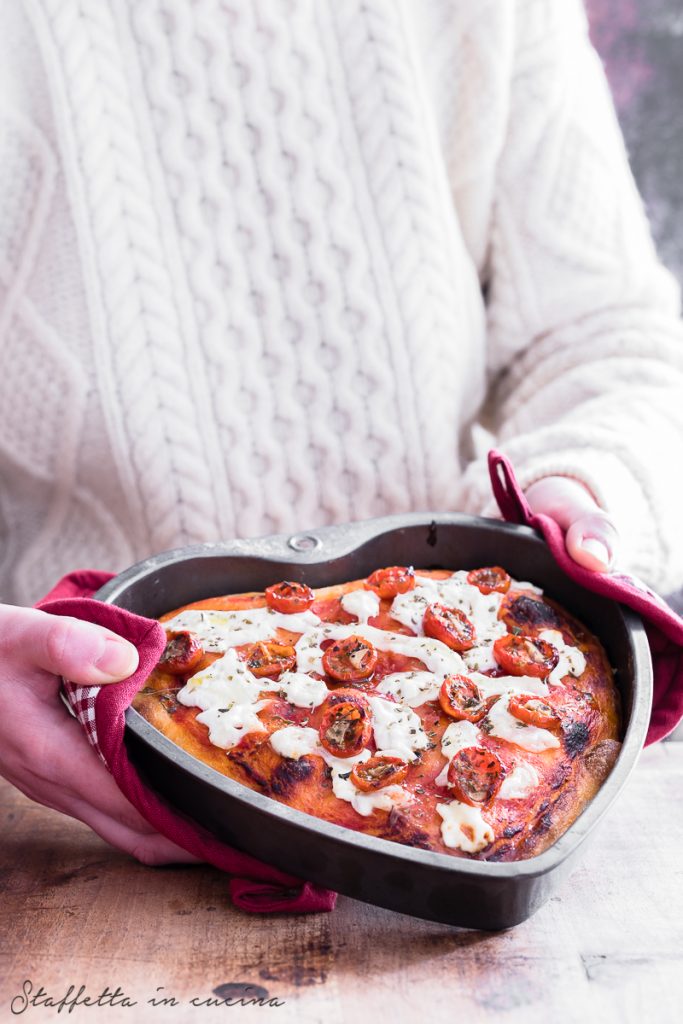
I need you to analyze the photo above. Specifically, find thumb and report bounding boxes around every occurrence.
[524,475,619,574]
[0,605,139,684]
[565,512,619,573]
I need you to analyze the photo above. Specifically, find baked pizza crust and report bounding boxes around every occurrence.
[132,569,622,861]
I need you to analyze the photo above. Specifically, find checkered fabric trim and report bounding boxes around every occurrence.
[62,679,107,763]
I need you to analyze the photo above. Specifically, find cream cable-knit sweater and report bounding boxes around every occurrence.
[1,0,683,606]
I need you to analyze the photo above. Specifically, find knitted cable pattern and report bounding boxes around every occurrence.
[2,0,682,604]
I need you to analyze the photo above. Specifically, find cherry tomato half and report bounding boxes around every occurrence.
[423,603,476,652]
[245,641,297,678]
[508,693,561,732]
[323,687,371,712]
[439,675,487,722]
[492,634,559,678]
[322,635,378,682]
[160,631,204,675]
[264,580,315,614]
[351,755,409,792]
[447,746,506,806]
[365,566,416,600]
[318,700,372,757]
[467,566,511,595]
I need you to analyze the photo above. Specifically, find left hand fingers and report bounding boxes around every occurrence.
[524,475,619,573]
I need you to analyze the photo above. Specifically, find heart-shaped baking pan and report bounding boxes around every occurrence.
[99,513,652,930]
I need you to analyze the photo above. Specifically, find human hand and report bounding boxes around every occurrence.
[0,605,199,865]
[524,475,618,573]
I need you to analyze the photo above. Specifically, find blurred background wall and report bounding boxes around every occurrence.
[586,0,683,606]
[587,0,683,282]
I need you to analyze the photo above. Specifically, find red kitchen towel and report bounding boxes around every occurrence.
[488,449,683,744]
[36,571,337,915]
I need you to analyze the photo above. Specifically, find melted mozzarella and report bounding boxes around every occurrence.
[274,671,328,709]
[461,644,499,673]
[269,725,319,759]
[441,719,481,759]
[368,695,430,761]
[163,606,321,652]
[539,629,587,685]
[435,719,482,787]
[389,571,507,649]
[437,801,494,853]
[487,694,560,752]
[468,672,550,701]
[376,670,440,707]
[341,588,381,624]
[177,648,264,711]
[329,749,412,816]
[195,701,270,749]
[351,785,412,817]
[498,761,540,799]
[294,623,467,676]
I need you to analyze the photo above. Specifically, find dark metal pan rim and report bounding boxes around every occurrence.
[108,511,653,884]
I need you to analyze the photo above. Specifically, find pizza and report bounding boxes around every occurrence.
[132,566,622,860]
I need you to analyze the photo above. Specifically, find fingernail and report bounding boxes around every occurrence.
[580,537,611,569]
[93,637,139,680]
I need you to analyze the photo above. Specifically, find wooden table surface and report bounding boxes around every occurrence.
[2,731,682,1024]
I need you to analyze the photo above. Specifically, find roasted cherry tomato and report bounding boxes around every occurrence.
[467,566,511,595]
[245,641,297,678]
[492,634,559,678]
[351,754,409,791]
[365,566,416,599]
[439,674,487,722]
[264,580,315,614]
[318,700,372,757]
[447,746,506,806]
[160,630,203,675]
[322,635,378,682]
[423,603,476,652]
[508,693,561,732]
[323,687,371,712]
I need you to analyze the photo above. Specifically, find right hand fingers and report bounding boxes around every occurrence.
[0,604,139,684]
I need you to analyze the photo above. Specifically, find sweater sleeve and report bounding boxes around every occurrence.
[457,0,683,595]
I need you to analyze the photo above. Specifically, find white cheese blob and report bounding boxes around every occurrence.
[461,644,499,673]
[468,672,550,701]
[273,671,329,709]
[163,606,321,652]
[294,622,467,677]
[368,695,430,761]
[328,748,413,817]
[269,725,320,759]
[389,571,507,650]
[341,588,381,624]
[376,670,441,707]
[539,628,587,685]
[435,719,482,787]
[441,719,481,759]
[177,652,326,750]
[351,785,412,817]
[177,648,264,711]
[195,701,270,749]
[498,761,540,799]
[437,801,494,853]
[486,694,560,752]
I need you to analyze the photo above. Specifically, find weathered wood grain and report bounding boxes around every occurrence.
[1,742,681,1024]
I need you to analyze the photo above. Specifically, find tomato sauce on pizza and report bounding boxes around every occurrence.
[133,567,621,860]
